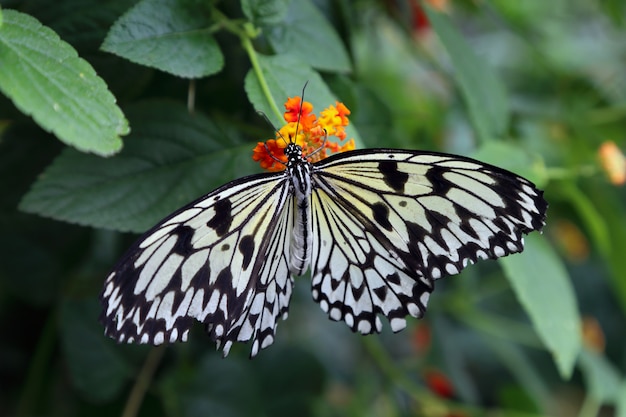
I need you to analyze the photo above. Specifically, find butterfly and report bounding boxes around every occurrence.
[100,97,547,358]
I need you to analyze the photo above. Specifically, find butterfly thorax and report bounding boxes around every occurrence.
[284,143,313,276]
[285,143,311,201]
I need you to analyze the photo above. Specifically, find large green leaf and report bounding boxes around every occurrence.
[101,0,223,78]
[19,101,256,232]
[264,0,351,73]
[244,54,362,146]
[0,10,128,156]
[426,6,509,142]
[501,234,581,379]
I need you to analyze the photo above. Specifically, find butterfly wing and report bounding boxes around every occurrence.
[100,172,295,357]
[310,149,547,334]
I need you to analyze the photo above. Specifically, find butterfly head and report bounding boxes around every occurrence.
[284,143,307,166]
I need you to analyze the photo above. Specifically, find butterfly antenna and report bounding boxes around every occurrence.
[257,111,289,146]
[297,82,330,160]
[293,81,309,145]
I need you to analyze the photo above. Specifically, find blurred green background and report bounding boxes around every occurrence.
[1,0,626,416]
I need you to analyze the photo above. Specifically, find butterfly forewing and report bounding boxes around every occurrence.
[101,172,295,356]
[309,149,547,333]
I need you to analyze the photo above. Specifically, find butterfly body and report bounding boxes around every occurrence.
[285,143,313,276]
[101,147,547,357]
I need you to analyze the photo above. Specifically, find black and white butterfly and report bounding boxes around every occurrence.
[101,139,547,357]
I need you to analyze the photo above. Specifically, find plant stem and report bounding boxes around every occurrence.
[121,346,166,417]
[212,8,282,122]
[240,32,283,122]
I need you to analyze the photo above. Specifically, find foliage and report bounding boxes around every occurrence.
[1,0,626,416]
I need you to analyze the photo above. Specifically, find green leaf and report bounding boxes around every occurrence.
[264,0,351,73]
[101,0,223,78]
[244,54,362,146]
[0,10,128,156]
[242,0,291,25]
[425,7,509,142]
[500,234,581,379]
[19,101,257,233]
[59,298,130,402]
[578,349,622,403]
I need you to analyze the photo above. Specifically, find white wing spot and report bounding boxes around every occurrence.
[390,317,407,332]
[419,292,430,308]
[261,335,274,349]
[445,263,459,275]
[431,267,442,279]
[358,320,372,334]
[345,313,354,328]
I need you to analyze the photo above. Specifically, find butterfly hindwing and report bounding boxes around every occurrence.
[310,184,432,334]
[309,149,547,334]
[100,172,295,357]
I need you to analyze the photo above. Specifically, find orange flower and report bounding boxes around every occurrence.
[283,97,315,129]
[598,141,626,185]
[252,98,356,172]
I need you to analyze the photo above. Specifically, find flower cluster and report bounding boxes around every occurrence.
[252,97,355,172]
